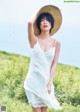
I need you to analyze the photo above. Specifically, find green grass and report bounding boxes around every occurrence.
[0,50,80,112]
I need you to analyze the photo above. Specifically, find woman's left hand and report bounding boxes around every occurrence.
[46,82,52,94]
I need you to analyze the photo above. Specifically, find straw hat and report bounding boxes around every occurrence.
[33,5,62,36]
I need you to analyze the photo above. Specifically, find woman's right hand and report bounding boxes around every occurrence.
[28,8,39,23]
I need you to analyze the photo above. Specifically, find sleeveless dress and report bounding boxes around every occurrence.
[24,38,62,110]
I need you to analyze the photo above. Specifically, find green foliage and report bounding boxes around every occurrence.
[54,64,80,106]
[0,51,29,102]
[0,50,80,112]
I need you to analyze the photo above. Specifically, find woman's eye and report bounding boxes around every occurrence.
[41,19,44,21]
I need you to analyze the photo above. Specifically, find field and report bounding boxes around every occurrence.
[0,50,80,112]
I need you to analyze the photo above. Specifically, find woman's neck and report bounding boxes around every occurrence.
[39,32,50,40]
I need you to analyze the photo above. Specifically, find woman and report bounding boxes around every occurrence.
[24,5,62,112]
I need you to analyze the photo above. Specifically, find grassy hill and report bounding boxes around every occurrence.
[0,50,80,112]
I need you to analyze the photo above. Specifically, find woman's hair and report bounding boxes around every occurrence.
[36,12,54,34]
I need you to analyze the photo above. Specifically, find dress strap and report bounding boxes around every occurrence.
[36,37,38,42]
[54,39,57,46]
[35,37,38,44]
[34,37,38,44]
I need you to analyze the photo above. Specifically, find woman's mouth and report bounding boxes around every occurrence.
[43,25,48,28]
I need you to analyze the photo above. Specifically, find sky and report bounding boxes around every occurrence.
[0,0,80,68]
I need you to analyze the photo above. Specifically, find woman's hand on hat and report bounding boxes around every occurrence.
[28,9,39,23]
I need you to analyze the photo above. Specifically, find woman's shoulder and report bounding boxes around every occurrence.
[51,37,61,47]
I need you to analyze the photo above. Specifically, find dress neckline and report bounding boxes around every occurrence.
[37,38,55,53]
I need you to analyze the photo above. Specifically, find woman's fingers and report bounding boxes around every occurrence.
[46,83,52,94]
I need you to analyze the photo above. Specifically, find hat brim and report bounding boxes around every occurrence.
[33,5,62,36]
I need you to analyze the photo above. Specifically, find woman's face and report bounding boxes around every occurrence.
[40,17,51,33]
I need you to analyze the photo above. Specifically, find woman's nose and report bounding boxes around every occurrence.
[43,19,47,24]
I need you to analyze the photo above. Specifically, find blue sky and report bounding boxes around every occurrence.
[0,0,80,68]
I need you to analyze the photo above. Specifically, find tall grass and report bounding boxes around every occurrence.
[0,50,80,112]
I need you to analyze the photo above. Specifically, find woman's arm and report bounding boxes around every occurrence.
[46,41,61,94]
[49,41,61,82]
[28,13,38,48]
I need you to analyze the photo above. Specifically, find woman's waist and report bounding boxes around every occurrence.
[25,68,50,81]
[29,62,51,72]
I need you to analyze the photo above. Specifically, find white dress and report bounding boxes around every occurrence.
[24,37,62,110]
